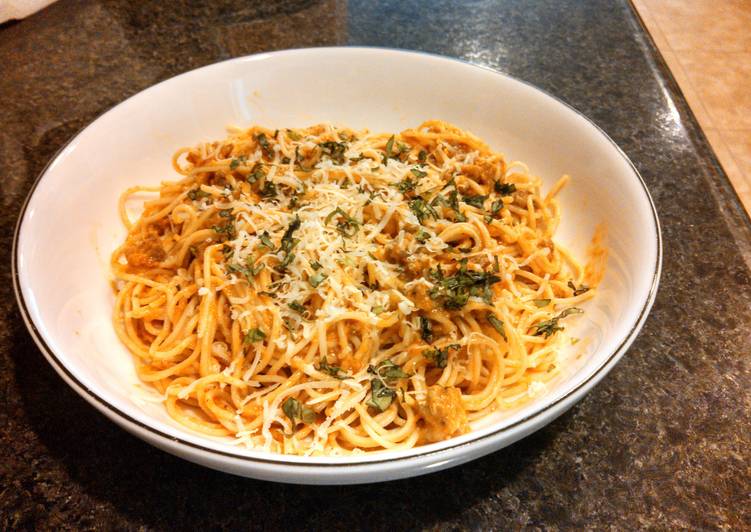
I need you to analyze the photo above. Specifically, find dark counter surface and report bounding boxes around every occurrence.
[2,0,750,529]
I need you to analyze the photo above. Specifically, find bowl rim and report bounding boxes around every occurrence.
[12,46,662,469]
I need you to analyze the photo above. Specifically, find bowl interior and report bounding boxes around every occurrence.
[16,48,658,464]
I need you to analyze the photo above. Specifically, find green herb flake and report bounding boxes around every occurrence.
[533,299,551,307]
[211,223,235,239]
[226,259,264,284]
[243,327,266,344]
[368,359,410,383]
[255,132,273,158]
[309,271,327,288]
[319,141,348,165]
[423,344,460,369]
[282,397,317,427]
[280,252,296,269]
[325,207,361,238]
[316,356,350,379]
[568,280,590,296]
[534,308,584,338]
[486,314,507,340]
[462,194,488,208]
[372,305,385,315]
[409,196,439,224]
[367,379,396,412]
[187,188,210,201]
[247,163,265,184]
[415,229,431,243]
[446,189,467,222]
[257,231,274,250]
[280,216,301,252]
[418,149,428,163]
[219,209,232,218]
[294,146,312,172]
[396,177,417,194]
[260,180,277,198]
[428,261,501,309]
[419,316,433,343]
[288,301,308,317]
[494,181,517,196]
[411,167,428,178]
[383,135,395,164]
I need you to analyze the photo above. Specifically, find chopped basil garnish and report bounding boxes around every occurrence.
[279,252,296,269]
[419,316,433,343]
[367,378,396,412]
[318,141,348,164]
[255,132,273,158]
[423,344,460,368]
[288,301,307,314]
[415,229,431,243]
[534,308,583,338]
[383,135,395,164]
[309,271,327,288]
[187,188,210,200]
[257,231,274,250]
[316,356,349,379]
[247,163,264,184]
[211,223,235,239]
[428,259,501,309]
[243,327,266,344]
[282,397,317,426]
[396,177,418,194]
[325,207,361,238]
[494,181,516,195]
[260,180,277,198]
[273,216,301,271]
[368,359,410,383]
[294,146,313,172]
[447,189,467,222]
[568,280,590,296]
[462,194,487,208]
[227,259,264,283]
[533,299,551,307]
[487,314,507,340]
[409,196,438,224]
[280,216,301,253]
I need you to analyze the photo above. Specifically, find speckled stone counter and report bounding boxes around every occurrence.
[2,0,750,529]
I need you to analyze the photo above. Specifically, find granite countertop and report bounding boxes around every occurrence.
[2,0,750,529]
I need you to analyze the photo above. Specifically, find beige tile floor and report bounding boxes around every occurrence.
[632,0,751,214]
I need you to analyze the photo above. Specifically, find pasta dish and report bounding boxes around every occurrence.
[111,120,604,455]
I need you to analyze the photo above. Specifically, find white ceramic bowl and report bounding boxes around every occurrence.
[13,47,661,484]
